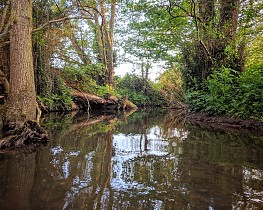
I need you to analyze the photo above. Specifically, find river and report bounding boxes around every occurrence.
[0,109,262,210]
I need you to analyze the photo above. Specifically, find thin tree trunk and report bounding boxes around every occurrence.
[108,1,116,86]
[94,12,107,68]
[99,0,116,86]
[4,0,36,128]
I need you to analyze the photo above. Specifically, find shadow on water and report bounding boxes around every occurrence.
[0,109,262,209]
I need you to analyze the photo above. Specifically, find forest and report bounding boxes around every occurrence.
[0,0,262,148]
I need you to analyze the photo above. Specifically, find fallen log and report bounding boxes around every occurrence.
[72,90,137,111]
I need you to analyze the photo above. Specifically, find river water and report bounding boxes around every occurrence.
[0,109,262,210]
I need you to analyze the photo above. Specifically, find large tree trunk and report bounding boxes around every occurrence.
[4,0,36,128]
[219,0,240,44]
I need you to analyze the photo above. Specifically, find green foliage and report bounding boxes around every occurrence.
[38,76,73,111]
[158,66,185,107]
[245,35,263,68]
[185,90,207,112]
[63,64,104,91]
[38,93,73,111]
[116,74,165,106]
[93,84,121,98]
[204,68,238,115]
[186,65,263,120]
[62,65,122,98]
[236,64,263,120]
[117,74,149,105]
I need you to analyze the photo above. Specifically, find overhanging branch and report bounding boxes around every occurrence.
[32,16,86,33]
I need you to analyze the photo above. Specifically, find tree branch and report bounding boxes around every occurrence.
[76,0,102,18]
[167,0,202,22]
[0,18,11,39]
[32,16,85,33]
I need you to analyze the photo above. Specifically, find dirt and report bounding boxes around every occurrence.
[186,112,263,136]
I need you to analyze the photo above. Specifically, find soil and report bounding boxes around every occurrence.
[186,112,263,136]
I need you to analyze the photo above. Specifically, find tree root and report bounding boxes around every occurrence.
[0,121,49,149]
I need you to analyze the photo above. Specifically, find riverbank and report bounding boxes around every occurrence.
[186,112,263,136]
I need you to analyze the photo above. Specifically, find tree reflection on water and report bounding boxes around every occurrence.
[0,109,262,210]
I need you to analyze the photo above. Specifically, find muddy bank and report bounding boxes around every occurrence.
[186,112,263,136]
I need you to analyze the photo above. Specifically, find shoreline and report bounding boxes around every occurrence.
[186,112,263,136]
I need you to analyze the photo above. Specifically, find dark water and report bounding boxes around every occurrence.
[0,109,263,210]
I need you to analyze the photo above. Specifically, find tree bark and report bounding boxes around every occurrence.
[4,0,36,128]
[99,0,116,86]
[94,11,107,71]
[219,0,240,44]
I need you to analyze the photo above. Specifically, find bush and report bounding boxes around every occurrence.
[38,94,73,111]
[236,64,263,120]
[186,65,263,121]
[204,68,238,115]
[158,67,185,107]
[93,84,121,98]
[63,65,103,92]
[38,76,73,111]
[116,74,165,106]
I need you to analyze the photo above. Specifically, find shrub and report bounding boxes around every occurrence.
[93,84,121,98]
[38,76,73,111]
[62,65,103,92]
[186,65,263,121]
[236,64,263,120]
[204,68,238,115]
[116,74,166,106]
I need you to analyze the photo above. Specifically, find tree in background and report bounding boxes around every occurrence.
[117,0,262,119]
[54,0,117,86]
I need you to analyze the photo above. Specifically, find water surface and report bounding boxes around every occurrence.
[0,109,263,209]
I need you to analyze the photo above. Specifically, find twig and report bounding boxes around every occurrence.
[167,0,202,22]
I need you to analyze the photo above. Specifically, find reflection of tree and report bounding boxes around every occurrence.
[116,108,188,141]
[0,153,36,210]
[85,132,113,209]
[176,126,263,209]
[30,115,116,210]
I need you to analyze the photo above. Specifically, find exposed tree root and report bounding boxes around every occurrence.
[0,121,49,149]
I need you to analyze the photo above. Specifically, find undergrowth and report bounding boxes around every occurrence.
[186,64,263,121]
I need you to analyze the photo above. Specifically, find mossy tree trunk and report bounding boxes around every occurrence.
[3,0,36,129]
[182,0,241,90]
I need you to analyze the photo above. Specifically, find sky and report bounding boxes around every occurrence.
[115,63,164,81]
